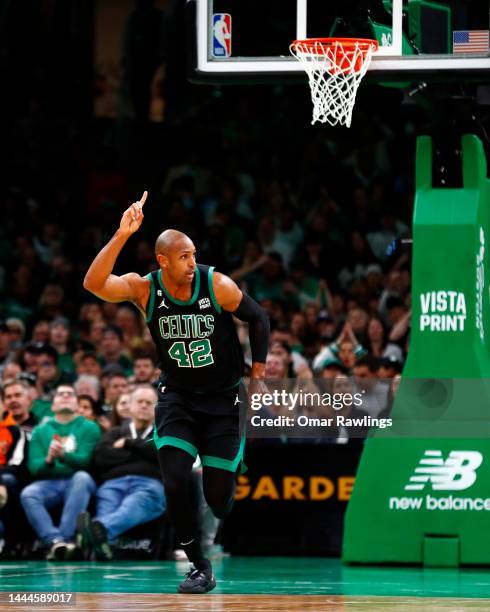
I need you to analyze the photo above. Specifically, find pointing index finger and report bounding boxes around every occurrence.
[139,190,148,207]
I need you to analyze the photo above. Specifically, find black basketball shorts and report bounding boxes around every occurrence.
[153,382,247,473]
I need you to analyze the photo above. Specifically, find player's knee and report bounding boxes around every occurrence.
[203,490,234,519]
[209,504,231,520]
[209,500,234,519]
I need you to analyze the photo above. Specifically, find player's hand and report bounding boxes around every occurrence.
[247,363,269,404]
[119,191,148,236]
[113,437,126,449]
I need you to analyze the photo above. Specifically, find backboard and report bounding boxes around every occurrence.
[188,0,490,83]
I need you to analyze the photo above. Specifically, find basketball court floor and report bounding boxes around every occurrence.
[1,558,489,610]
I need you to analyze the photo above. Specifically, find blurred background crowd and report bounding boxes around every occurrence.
[0,0,417,560]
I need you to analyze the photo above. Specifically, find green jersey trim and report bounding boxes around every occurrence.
[224,377,242,390]
[207,266,222,313]
[201,435,246,473]
[152,428,198,458]
[145,273,156,322]
[157,268,200,306]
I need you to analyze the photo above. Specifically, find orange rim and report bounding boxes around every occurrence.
[290,37,379,54]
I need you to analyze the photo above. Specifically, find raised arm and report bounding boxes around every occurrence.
[212,272,270,379]
[83,191,150,312]
[389,308,411,342]
[229,254,269,282]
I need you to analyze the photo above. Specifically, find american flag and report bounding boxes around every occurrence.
[453,30,489,54]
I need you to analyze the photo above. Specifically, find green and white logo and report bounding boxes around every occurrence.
[405,450,482,491]
[159,314,214,340]
[389,450,490,512]
[419,291,467,332]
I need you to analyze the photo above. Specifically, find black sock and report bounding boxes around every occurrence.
[158,447,209,570]
[194,558,212,574]
[181,538,210,570]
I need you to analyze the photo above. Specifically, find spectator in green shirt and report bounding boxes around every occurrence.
[20,384,100,561]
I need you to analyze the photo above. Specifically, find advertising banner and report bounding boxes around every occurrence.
[343,135,490,566]
[223,443,362,556]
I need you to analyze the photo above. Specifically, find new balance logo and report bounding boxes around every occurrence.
[405,450,482,492]
[158,298,169,309]
[199,297,211,310]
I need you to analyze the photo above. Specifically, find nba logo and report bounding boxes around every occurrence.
[213,13,232,57]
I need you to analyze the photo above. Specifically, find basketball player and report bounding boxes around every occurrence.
[83,192,269,593]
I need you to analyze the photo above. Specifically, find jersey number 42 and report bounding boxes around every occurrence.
[168,339,214,368]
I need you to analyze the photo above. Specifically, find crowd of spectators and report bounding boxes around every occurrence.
[0,375,165,560]
[0,1,417,562]
[0,155,412,558]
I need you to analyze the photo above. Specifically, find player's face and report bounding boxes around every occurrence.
[160,239,197,285]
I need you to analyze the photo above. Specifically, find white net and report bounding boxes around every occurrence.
[290,39,377,128]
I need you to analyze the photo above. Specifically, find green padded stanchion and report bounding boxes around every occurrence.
[342,135,490,566]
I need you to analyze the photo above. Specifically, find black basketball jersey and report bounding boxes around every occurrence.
[145,264,244,393]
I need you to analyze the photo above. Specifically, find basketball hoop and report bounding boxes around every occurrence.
[290,38,378,128]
